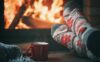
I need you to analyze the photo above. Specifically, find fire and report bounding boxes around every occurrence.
[4,0,24,29]
[4,0,64,29]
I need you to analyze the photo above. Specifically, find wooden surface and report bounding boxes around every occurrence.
[34,51,92,62]
[48,52,91,62]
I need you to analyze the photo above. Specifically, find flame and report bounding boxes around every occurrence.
[4,0,64,29]
[32,0,63,23]
[4,0,24,29]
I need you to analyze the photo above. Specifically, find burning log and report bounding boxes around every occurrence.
[21,16,54,29]
[21,16,35,28]
[9,4,27,29]
[9,0,34,29]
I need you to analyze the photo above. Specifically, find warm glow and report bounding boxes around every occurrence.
[4,0,24,29]
[4,0,64,29]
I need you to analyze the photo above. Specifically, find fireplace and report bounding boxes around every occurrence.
[0,0,68,42]
[0,0,83,40]
[0,0,84,49]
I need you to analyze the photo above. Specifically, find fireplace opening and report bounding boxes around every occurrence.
[4,0,67,29]
[3,0,84,29]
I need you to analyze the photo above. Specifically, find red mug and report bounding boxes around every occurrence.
[27,42,49,61]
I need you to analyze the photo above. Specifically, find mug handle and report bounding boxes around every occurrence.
[26,44,33,58]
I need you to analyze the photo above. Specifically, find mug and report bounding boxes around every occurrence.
[27,42,49,61]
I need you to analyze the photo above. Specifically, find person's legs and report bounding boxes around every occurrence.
[63,1,100,61]
[51,1,100,61]
[51,24,75,50]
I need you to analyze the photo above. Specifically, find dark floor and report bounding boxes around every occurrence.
[45,52,92,62]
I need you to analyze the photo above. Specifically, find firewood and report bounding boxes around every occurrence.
[21,16,35,28]
[22,16,53,29]
[9,4,27,29]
